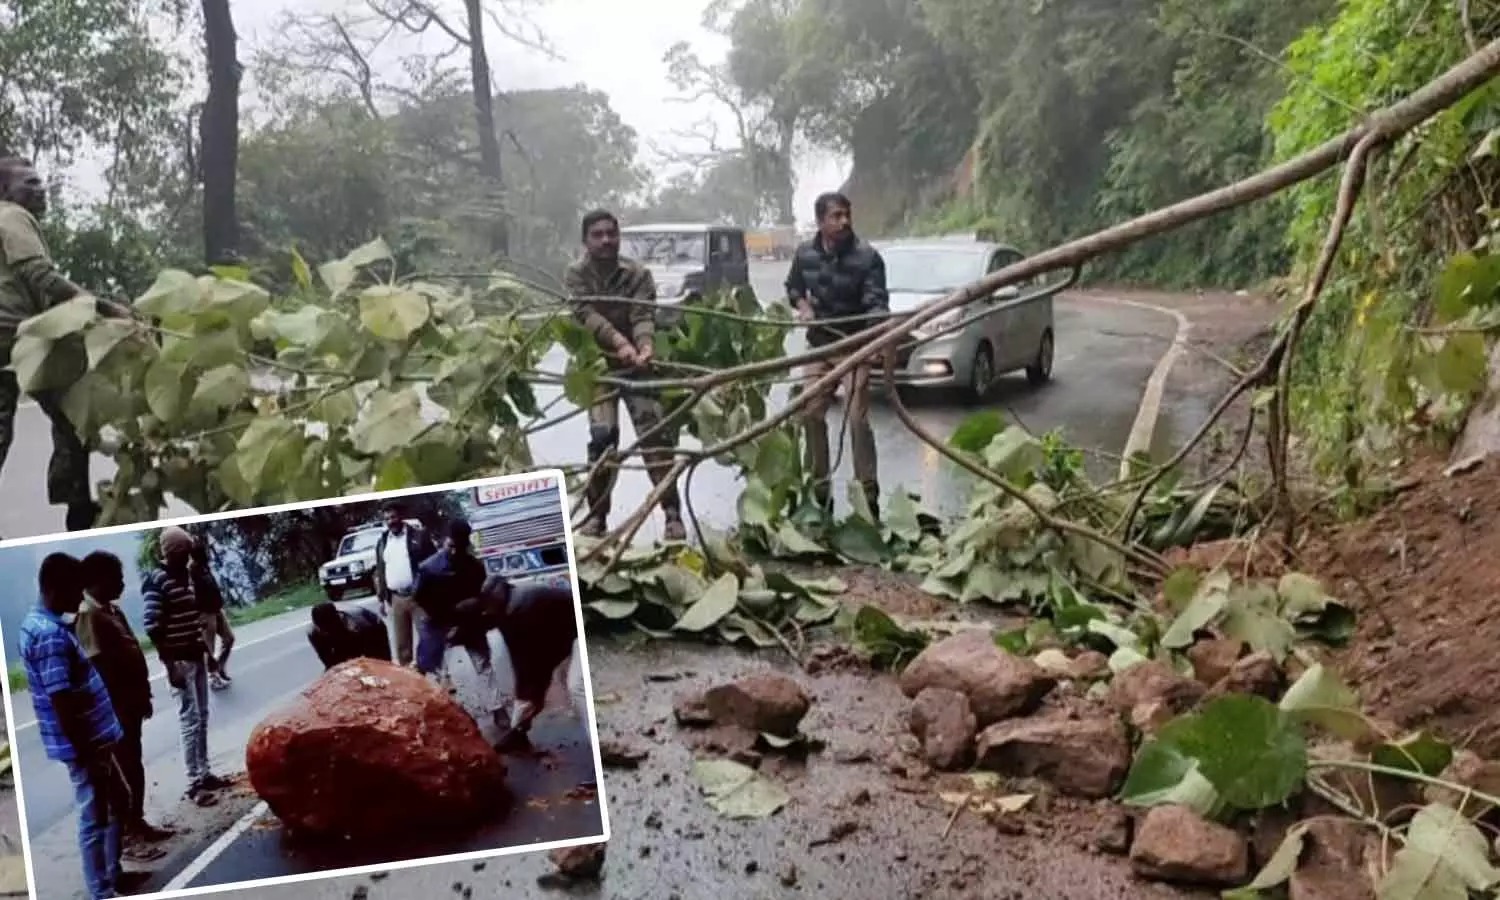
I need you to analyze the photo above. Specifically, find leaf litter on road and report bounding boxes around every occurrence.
[691,759,790,820]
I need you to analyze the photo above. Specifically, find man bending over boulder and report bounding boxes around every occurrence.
[307,602,391,670]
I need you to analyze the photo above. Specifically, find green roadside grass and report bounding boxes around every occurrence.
[6,581,326,695]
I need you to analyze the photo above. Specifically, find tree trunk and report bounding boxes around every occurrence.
[465,0,509,256]
[200,0,240,266]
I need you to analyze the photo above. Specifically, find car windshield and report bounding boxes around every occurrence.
[337,529,381,556]
[621,232,707,266]
[881,248,986,308]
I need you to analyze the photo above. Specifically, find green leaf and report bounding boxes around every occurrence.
[1162,567,1202,611]
[885,490,922,543]
[1278,663,1370,742]
[320,237,392,298]
[359,286,431,341]
[950,410,1005,453]
[10,333,87,393]
[233,417,304,492]
[253,307,341,350]
[1243,821,1310,891]
[1220,583,1296,662]
[1371,732,1453,778]
[1152,695,1308,811]
[290,247,313,290]
[675,573,740,632]
[1277,572,1331,618]
[982,426,1043,482]
[1161,586,1227,649]
[692,759,790,819]
[1379,803,1500,899]
[1119,738,1223,818]
[18,295,97,340]
[830,516,890,565]
[349,389,426,456]
[587,599,639,620]
[737,478,776,528]
[753,430,796,486]
[775,522,825,557]
[84,318,136,369]
[134,269,202,321]
[1434,333,1488,396]
[1434,252,1500,323]
[143,356,190,423]
[190,365,249,412]
[850,605,929,671]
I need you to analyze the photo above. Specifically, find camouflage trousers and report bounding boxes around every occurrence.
[797,356,879,508]
[582,383,682,523]
[0,369,95,526]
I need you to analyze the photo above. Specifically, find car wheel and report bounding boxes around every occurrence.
[967,342,995,402]
[1027,330,1054,386]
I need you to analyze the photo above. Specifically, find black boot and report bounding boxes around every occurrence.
[65,500,100,532]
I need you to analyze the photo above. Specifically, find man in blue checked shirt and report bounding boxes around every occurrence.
[18,552,141,899]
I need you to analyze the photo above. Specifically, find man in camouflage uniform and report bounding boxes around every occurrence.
[564,209,686,541]
[0,157,100,532]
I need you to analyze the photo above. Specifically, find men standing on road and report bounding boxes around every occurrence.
[18,553,141,899]
[76,551,175,861]
[373,501,436,667]
[0,157,101,532]
[785,192,889,516]
[141,526,229,807]
[306,602,392,670]
[564,209,687,542]
[189,540,235,691]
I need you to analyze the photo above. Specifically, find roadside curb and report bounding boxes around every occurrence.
[1069,294,1193,479]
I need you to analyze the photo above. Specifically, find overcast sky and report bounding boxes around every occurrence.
[64,0,848,229]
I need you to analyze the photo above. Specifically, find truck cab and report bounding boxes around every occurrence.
[618,223,753,326]
[463,476,573,592]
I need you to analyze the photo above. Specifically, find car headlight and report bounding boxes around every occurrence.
[349,560,365,574]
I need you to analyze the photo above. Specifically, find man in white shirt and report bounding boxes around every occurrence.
[372,502,436,667]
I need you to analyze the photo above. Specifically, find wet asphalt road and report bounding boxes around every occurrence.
[0,263,1183,541]
[8,590,602,900]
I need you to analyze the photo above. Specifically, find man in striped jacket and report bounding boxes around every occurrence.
[142,527,230,806]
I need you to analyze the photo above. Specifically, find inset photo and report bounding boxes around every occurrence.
[0,471,606,900]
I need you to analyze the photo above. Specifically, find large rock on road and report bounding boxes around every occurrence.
[246,658,507,841]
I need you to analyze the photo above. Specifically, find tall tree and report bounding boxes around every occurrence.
[200,0,242,264]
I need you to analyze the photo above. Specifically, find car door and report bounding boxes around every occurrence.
[987,249,1026,368]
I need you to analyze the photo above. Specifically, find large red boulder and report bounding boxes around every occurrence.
[246,658,507,841]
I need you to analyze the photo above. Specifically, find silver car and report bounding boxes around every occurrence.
[874,237,1060,402]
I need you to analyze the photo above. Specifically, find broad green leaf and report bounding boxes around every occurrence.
[1278,663,1370,741]
[983,425,1043,482]
[1161,587,1227,649]
[320,237,392,298]
[290,247,313,290]
[1433,333,1488,396]
[11,333,87,394]
[359,286,431,341]
[675,573,739,632]
[885,490,922,543]
[1154,695,1308,810]
[349,389,426,456]
[950,410,1005,453]
[692,759,790,819]
[850,605,928,671]
[775,522,825,556]
[1371,732,1453,778]
[253,307,340,350]
[737,478,776,527]
[1221,583,1296,662]
[752,430,796,486]
[18,295,97,340]
[134,269,201,321]
[1379,803,1500,899]
[374,455,418,490]
[1119,738,1223,818]
[1434,252,1500,323]
[1277,572,1332,618]
[830,516,889,565]
[84,319,136,369]
[143,356,190,423]
[233,417,304,491]
[191,365,249,412]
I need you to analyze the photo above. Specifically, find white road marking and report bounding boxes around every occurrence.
[10,618,313,733]
[160,800,269,893]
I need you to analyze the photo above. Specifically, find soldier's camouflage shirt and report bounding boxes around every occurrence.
[562,255,657,367]
[0,201,52,346]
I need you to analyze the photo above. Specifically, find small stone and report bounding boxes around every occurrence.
[1069,650,1111,680]
[975,712,1131,798]
[1288,816,1377,900]
[1208,651,1283,700]
[1093,809,1132,855]
[703,674,812,737]
[1130,805,1248,886]
[898,631,1056,726]
[673,692,715,726]
[600,739,650,769]
[1187,638,1244,686]
[1109,660,1206,718]
[548,843,606,880]
[744,860,759,874]
[908,687,978,771]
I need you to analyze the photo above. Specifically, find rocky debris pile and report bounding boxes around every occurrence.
[246,659,507,841]
[884,629,1429,891]
[673,672,816,767]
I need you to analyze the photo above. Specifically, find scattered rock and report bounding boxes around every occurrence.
[540,842,606,887]
[245,659,506,841]
[1208,651,1284,700]
[1129,700,1177,735]
[1109,660,1206,718]
[599,739,650,769]
[809,821,859,848]
[1130,805,1248,886]
[1187,638,1244,686]
[1092,809,1132,855]
[898,631,1056,726]
[673,692,715,727]
[1423,749,1500,817]
[805,644,865,675]
[703,674,811,737]
[1069,650,1111,681]
[1288,817,1377,900]
[908,687,978,771]
[974,711,1132,798]
[647,670,688,682]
